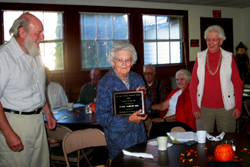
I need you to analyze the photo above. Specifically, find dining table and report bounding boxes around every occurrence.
[44,104,103,131]
[111,132,250,167]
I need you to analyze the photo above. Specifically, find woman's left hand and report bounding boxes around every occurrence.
[233,109,242,120]
[136,86,147,94]
[129,110,147,124]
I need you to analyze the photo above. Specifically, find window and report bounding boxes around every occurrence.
[1,5,188,71]
[3,10,64,70]
[143,15,183,65]
[80,13,129,69]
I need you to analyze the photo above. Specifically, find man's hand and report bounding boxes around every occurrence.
[5,132,24,152]
[0,102,24,152]
[45,114,57,129]
[129,110,147,124]
[43,102,57,129]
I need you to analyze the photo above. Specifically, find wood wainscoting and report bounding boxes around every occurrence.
[52,62,195,103]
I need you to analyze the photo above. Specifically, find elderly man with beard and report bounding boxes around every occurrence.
[0,13,56,167]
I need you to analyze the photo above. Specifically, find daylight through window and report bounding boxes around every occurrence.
[80,13,129,69]
[143,15,183,65]
[3,10,64,70]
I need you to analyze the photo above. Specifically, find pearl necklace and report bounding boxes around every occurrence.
[206,52,222,76]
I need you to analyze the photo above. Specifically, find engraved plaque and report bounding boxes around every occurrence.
[113,90,145,116]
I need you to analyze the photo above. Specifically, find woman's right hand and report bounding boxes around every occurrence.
[193,111,201,119]
[129,110,147,124]
[151,118,164,123]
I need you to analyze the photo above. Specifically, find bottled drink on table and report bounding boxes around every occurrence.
[230,139,236,151]
[85,105,92,114]
[88,106,92,114]
[85,105,89,114]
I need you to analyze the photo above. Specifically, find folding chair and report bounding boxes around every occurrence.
[145,118,153,138]
[62,128,111,167]
[171,126,186,133]
[46,125,92,167]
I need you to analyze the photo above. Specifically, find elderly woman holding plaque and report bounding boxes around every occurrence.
[95,41,151,160]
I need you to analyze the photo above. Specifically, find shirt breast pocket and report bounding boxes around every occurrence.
[9,72,34,89]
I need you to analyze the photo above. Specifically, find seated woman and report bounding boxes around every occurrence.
[149,69,196,139]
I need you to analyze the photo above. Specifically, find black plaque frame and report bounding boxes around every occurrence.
[113,90,146,116]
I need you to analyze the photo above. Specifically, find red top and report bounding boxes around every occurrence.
[189,50,243,112]
[160,86,196,131]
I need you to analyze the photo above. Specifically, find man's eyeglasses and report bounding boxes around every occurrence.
[92,74,101,77]
[115,57,131,64]
[206,38,220,42]
[143,72,154,76]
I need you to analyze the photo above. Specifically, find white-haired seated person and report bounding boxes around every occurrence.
[45,67,68,108]
[149,69,196,139]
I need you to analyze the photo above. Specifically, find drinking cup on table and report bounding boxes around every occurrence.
[67,102,74,112]
[157,136,168,151]
[197,130,207,143]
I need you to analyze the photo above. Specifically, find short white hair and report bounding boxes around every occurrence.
[143,64,156,72]
[204,25,226,41]
[90,68,101,76]
[175,69,191,81]
[9,16,30,38]
[107,41,137,65]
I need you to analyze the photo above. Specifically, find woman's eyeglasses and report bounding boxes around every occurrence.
[206,38,220,42]
[143,72,154,76]
[115,57,131,64]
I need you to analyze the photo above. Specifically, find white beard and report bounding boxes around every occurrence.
[23,34,40,57]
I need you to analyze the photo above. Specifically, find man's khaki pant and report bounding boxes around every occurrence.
[0,112,50,167]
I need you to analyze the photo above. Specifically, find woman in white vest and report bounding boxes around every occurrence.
[189,25,243,132]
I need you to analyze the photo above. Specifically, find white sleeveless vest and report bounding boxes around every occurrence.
[196,48,235,110]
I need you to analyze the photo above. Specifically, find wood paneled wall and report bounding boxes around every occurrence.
[51,62,195,102]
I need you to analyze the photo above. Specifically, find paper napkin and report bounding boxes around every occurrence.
[148,140,173,148]
[51,109,59,114]
[56,115,68,121]
[207,132,225,141]
[122,150,154,159]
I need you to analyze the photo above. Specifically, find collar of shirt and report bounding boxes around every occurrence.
[147,77,157,87]
[9,37,26,59]
[91,82,97,89]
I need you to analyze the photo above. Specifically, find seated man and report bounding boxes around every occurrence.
[45,67,68,108]
[78,68,101,105]
[143,64,167,118]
